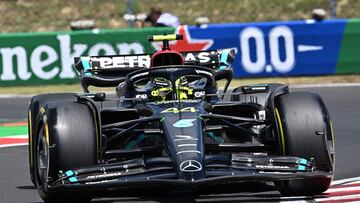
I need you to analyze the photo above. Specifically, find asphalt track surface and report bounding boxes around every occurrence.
[0,85,360,202]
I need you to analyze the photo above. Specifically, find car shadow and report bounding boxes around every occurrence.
[21,182,315,203]
[17,185,36,190]
[90,182,312,203]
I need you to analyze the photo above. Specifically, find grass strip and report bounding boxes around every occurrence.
[0,126,28,137]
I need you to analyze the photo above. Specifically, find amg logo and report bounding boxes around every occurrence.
[255,165,290,169]
[92,55,151,68]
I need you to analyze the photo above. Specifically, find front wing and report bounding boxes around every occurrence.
[48,154,332,194]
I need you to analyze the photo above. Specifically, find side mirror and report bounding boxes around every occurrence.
[74,56,91,76]
[219,49,236,67]
[116,82,127,98]
[214,68,233,99]
[214,68,233,81]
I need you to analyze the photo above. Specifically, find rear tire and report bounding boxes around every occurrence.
[274,92,334,196]
[34,101,97,202]
[28,93,76,185]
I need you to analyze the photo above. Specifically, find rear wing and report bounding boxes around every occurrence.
[74,49,235,76]
[74,49,235,92]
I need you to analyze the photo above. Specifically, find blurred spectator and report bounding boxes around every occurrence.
[195,16,210,28]
[144,7,180,28]
[312,8,327,21]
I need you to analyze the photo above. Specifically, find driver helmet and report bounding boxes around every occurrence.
[151,77,172,101]
[150,76,193,101]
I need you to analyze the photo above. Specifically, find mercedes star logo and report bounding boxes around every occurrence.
[180,160,202,172]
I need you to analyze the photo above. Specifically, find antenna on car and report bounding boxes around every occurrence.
[148,34,183,50]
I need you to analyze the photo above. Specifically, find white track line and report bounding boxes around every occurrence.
[316,194,360,202]
[332,177,360,186]
[0,143,28,148]
[326,185,360,193]
[1,134,28,139]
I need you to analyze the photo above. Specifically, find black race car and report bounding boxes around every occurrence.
[28,34,335,202]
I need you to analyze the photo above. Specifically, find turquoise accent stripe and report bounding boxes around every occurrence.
[69,177,78,182]
[298,158,308,165]
[125,134,145,149]
[298,165,306,171]
[81,57,92,76]
[65,170,74,177]
[219,49,230,70]
[297,158,307,171]
[207,132,224,143]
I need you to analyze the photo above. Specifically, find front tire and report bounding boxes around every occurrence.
[34,101,97,202]
[28,93,76,185]
[274,92,334,196]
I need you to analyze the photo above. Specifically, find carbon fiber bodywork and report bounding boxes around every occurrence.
[30,36,334,200]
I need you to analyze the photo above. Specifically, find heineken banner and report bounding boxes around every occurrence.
[1,19,360,86]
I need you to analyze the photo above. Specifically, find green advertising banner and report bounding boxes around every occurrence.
[1,20,360,87]
[0,27,174,86]
[336,19,360,74]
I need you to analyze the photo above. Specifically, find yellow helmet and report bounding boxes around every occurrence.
[150,77,193,101]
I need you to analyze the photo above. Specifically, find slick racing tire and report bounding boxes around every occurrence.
[28,93,76,185]
[34,101,97,202]
[274,92,334,196]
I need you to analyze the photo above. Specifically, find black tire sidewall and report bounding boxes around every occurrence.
[28,93,76,185]
[34,101,97,202]
[275,92,334,195]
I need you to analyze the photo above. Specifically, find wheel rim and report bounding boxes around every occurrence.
[37,126,49,184]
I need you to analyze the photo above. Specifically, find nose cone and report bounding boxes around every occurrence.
[161,113,205,180]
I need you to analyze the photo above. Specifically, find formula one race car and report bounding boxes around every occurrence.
[28,34,335,202]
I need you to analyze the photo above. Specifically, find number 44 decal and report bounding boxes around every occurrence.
[161,107,197,114]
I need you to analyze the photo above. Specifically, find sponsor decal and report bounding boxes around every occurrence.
[195,69,213,76]
[173,119,196,128]
[177,150,201,155]
[84,179,117,185]
[174,135,200,155]
[91,55,151,69]
[194,91,205,98]
[0,34,145,82]
[174,135,198,142]
[90,52,213,69]
[183,52,211,63]
[180,160,202,172]
[156,99,200,104]
[86,172,122,179]
[255,165,290,169]
[135,94,148,100]
[258,171,292,174]
[161,107,198,114]
[166,68,178,72]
